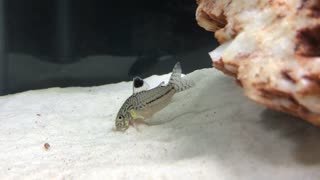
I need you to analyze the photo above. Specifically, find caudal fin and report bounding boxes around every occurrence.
[169,62,193,92]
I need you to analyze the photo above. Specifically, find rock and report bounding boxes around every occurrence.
[196,0,320,125]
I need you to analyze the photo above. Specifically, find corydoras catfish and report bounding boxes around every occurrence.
[115,62,192,131]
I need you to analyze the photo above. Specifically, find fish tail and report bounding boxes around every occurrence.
[169,62,193,92]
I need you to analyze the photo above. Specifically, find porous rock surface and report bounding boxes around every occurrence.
[196,0,320,125]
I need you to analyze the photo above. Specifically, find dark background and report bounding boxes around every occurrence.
[0,0,218,95]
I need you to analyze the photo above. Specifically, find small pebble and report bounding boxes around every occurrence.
[43,143,50,151]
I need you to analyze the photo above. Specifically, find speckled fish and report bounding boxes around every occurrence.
[115,62,192,131]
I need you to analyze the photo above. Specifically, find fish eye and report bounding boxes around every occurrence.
[118,116,122,120]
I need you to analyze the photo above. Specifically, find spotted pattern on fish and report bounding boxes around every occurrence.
[115,62,192,131]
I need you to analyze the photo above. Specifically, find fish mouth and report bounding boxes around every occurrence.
[116,126,129,132]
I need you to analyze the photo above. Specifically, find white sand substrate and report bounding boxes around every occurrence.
[1,68,320,180]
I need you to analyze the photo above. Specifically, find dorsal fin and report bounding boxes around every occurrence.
[133,76,150,94]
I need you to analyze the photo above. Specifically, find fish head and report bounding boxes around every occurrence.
[115,112,131,131]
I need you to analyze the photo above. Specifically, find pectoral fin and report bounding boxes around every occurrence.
[129,109,145,120]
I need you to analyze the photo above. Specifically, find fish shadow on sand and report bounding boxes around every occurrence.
[259,109,320,165]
